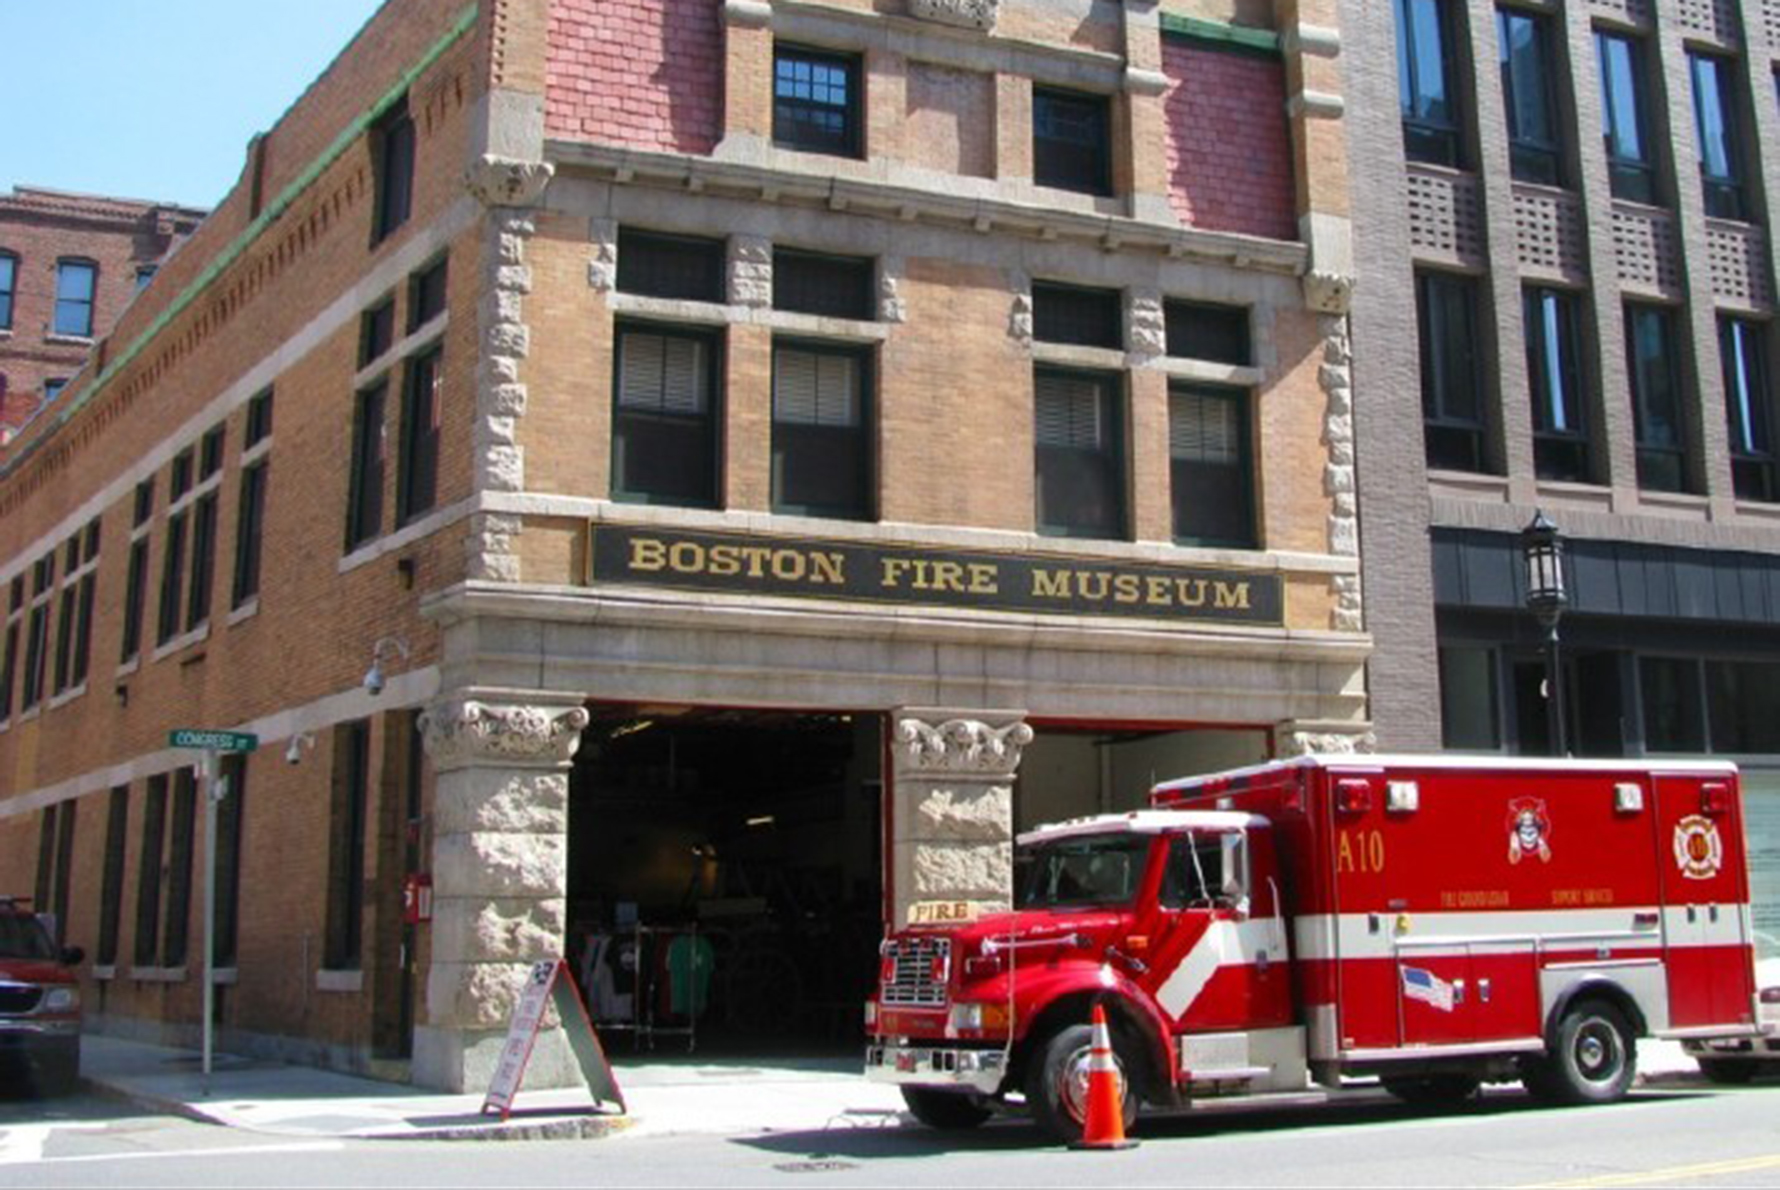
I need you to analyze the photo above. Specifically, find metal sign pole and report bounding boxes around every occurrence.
[201,749,221,1095]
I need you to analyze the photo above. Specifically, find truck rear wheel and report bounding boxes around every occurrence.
[901,1087,994,1130]
[1525,1001,1636,1105]
[1025,1023,1139,1145]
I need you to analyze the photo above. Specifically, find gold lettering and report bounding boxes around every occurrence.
[811,552,845,585]
[629,538,668,572]
[669,542,703,573]
[1113,574,1141,603]
[707,545,741,577]
[881,558,912,588]
[1147,576,1173,606]
[1077,571,1110,600]
[770,550,805,581]
[1032,569,1071,599]
[931,561,967,593]
[968,563,999,595]
[1176,578,1207,607]
[1213,581,1251,610]
[741,547,772,578]
[1337,833,1354,874]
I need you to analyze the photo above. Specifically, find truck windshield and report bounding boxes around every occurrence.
[0,914,56,961]
[1015,834,1151,909]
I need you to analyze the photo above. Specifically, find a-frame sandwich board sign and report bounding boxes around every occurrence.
[481,958,626,1120]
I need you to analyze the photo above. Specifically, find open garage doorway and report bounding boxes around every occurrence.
[1015,721,1271,833]
[567,705,884,1057]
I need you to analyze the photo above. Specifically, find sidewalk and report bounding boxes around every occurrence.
[73,1033,1706,1144]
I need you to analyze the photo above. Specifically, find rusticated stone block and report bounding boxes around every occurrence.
[909,785,1011,842]
[434,831,566,899]
[430,896,566,964]
[434,769,569,835]
[910,842,1012,900]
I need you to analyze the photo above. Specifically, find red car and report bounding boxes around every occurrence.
[0,898,83,1095]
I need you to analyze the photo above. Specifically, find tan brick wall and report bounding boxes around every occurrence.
[900,62,996,180]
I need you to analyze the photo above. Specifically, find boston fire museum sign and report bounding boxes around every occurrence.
[589,526,1282,625]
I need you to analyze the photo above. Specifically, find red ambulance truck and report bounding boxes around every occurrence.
[865,755,1761,1141]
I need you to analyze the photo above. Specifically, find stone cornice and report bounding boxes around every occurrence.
[895,715,1032,775]
[544,141,1310,277]
[420,696,591,771]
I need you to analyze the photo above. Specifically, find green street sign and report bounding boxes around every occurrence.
[168,729,260,753]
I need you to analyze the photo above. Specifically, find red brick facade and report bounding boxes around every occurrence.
[1162,43,1296,241]
[545,0,723,153]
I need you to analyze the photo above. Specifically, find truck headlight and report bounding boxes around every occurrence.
[43,987,79,1013]
[864,1000,878,1029]
[947,1002,1011,1035]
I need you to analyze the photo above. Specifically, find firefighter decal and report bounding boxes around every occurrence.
[1506,798,1553,864]
[1673,815,1724,880]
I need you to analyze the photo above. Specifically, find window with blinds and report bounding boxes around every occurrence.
[1035,371,1105,448]
[612,323,720,507]
[1169,385,1254,548]
[1034,367,1123,539]
[774,347,860,426]
[618,330,710,414]
[772,342,871,518]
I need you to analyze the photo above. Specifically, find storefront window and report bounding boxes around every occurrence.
[1640,656,1705,752]
[1439,645,1501,749]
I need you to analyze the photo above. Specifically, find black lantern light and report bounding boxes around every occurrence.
[1519,509,1568,755]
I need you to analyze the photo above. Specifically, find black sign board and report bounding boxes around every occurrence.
[589,526,1283,626]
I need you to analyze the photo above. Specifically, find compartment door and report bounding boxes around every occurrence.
[1397,950,1472,1045]
[1656,776,1755,1028]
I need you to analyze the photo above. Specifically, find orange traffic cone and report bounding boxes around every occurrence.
[1069,1003,1139,1151]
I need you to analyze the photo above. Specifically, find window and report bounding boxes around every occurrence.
[1033,87,1113,196]
[185,428,224,632]
[1525,287,1590,482]
[1641,656,1705,752]
[35,803,76,942]
[360,300,395,367]
[1034,367,1126,539]
[233,404,270,613]
[43,378,67,405]
[611,324,720,507]
[1165,301,1251,365]
[325,721,371,970]
[1721,316,1774,501]
[1397,0,1464,167]
[1597,32,1657,205]
[773,249,874,320]
[397,347,441,525]
[50,520,98,696]
[346,383,387,549]
[97,786,128,968]
[53,260,97,337]
[1626,304,1687,492]
[245,388,274,447]
[22,554,53,711]
[617,230,725,303]
[0,579,19,723]
[34,809,55,912]
[134,266,157,293]
[161,768,197,968]
[121,480,153,663]
[1170,385,1255,548]
[1706,660,1780,753]
[0,252,14,329]
[371,95,416,245]
[1032,283,1122,350]
[214,755,247,968]
[1498,8,1563,185]
[1690,53,1746,221]
[155,510,187,646]
[408,257,448,332]
[1439,645,1501,749]
[133,775,168,967]
[1158,833,1232,909]
[772,341,873,519]
[1417,271,1486,472]
[773,45,862,157]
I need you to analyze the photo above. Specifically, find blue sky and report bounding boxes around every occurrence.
[1,1,387,210]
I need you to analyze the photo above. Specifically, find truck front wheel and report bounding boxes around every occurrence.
[1025,1023,1139,1144]
[901,1087,994,1130]
[1524,1001,1636,1105]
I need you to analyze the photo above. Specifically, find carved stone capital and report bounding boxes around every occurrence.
[1274,723,1376,757]
[421,699,590,771]
[908,0,999,31]
[1304,270,1354,315]
[895,717,1033,776]
[465,155,555,208]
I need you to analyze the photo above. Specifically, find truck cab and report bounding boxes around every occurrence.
[0,897,84,1095]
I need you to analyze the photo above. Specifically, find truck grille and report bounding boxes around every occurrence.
[881,937,950,1006]
[0,984,42,1015]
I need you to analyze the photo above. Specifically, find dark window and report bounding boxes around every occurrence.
[214,755,247,968]
[617,230,725,303]
[1158,834,1230,910]
[1641,656,1705,752]
[0,252,14,330]
[1170,385,1255,548]
[83,519,99,562]
[772,341,873,519]
[611,324,720,507]
[346,383,387,549]
[1417,271,1486,471]
[360,301,395,367]
[200,425,225,480]
[97,787,128,967]
[186,491,218,630]
[232,462,268,609]
[121,539,149,662]
[1438,645,1501,749]
[773,45,862,157]
[408,257,448,332]
[156,511,188,645]
[133,478,154,528]
[773,249,874,320]
[1690,53,1746,220]
[1034,367,1126,539]
[0,622,16,721]
[53,259,97,337]
[1706,660,1780,752]
[1034,87,1113,196]
[1498,8,1563,185]
[245,389,274,447]
[1525,287,1590,482]
[324,721,371,970]
[161,769,197,968]
[1165,301,1251,365]
[397,348,441,525]
[171,449,193,502]
[371,96,416,245]
[135,266,157,293]
[51,584,76,696]
[22,598,49,710]
[1598,32,1657,204]
[133,776,168,967]
[1626,304,1687,492]
[1032,283,1122,350]
[1397,0,1464,166]
[51,804,75,947]
[1722,316,1774,501]
[68,571,94,691]
[34,808,55,912]
[43,379,67,405]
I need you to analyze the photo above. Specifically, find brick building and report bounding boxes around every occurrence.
[1345,0,1780,934]
[0,0,1362,1091]
[0,187,205,443]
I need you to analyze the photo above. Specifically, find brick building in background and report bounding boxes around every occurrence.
[1345,0,1780,933]
[0,0,1361,1091]
[0,187,205,443]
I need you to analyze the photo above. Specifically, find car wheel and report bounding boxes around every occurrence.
[1525,1000,1636,1105]
[901,1087,994,1130]
[1024,1022,1139,1145]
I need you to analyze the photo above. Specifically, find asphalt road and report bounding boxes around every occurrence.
[3,1082,1780,1188]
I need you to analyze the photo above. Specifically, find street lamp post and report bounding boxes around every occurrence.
[1520,510,1568,757]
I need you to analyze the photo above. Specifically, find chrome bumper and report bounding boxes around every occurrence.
[864,1043,1007,1095]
